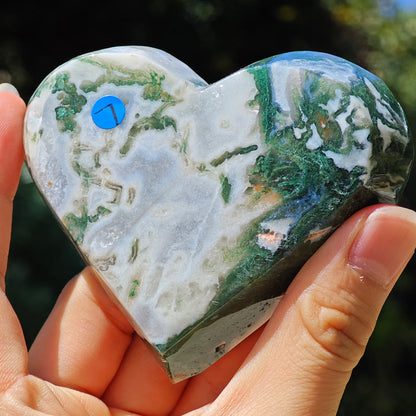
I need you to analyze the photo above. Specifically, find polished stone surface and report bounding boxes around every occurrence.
[24,47,413,381]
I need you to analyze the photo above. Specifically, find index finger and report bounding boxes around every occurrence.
[0,86,28,392]
[0,87,25,288]
[0,88,25,198]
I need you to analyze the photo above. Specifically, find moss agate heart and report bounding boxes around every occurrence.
[23,47,413,381]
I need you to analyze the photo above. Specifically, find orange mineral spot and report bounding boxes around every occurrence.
[254,184,263,192]
[258,231,284,244]
[305,226,334,243]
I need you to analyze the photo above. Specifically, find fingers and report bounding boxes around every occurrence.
[28,267,134,397]
[0,88,25,288]
[29,266,188,413]
[102,335,187,416]
[205,205,416,416]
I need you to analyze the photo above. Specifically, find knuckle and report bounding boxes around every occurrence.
[296,286,372,371]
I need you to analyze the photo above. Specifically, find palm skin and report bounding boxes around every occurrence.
[1,89,416,416]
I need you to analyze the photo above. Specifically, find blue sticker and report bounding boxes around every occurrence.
[92,96,126,129]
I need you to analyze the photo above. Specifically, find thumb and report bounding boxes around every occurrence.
[207,205,416,416]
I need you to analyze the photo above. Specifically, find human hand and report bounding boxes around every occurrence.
[1,85,416,416]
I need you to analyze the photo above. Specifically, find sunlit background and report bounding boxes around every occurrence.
[1,0,416,414]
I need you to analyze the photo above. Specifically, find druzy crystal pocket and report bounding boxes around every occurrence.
[24,47,413,381]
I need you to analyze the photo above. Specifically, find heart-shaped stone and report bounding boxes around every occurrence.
[24,47,412,382]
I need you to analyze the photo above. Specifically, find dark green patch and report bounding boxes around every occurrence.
[220,175,231,203]
[52,73,87,132]
[120,103,177,155]
[210,145,258,167]
[129,279,140,298]
[71,161,98,188]
[64,205,111,243]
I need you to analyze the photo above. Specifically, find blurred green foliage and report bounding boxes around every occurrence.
[322,0,416,212]
[1,0,415,413]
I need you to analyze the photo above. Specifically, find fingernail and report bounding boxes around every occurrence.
[349,206,416,288]
[0,83,20,96]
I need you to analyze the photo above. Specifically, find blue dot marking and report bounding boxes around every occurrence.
[92,96,126,129]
